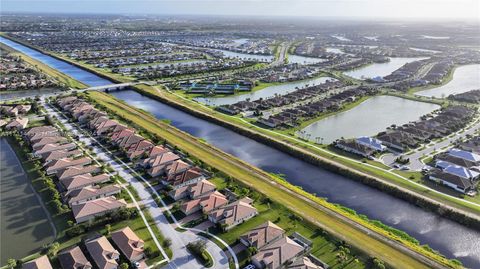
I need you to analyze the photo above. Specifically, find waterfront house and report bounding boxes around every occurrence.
[6,117,29,130]
[22,256,53,269]
[72,197,127,223]
[356,136,386,152]
[111,226,145,262]
[165,166,205,188]
[335,139,375,158]
[85,236,120,269]
[65,184,121,206]
[429,169,477,194]
[240,221,285,249]
[208,199,258,230]
[435,160,479,180]
[58,246,92,269]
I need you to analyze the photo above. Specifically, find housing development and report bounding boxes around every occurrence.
[1,2,480,269]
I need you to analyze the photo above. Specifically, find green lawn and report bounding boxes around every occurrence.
[86,91,460,269]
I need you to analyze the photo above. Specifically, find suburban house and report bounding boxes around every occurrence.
[41,149,83,164]
[44,157,92,175]
[145,152,181,177]
[208,199,258,230]
[287,256,325,269]
[181,191,228,215]
[335,139,375,158]
[60,173,111,191]
[251,236,305,269]
[435,160,480,180]
[126,139,154,160]
[111,226,145,263]
[85,236,120,269]
[71,196,127,223]
[33,143,76,157]
[22,255,53,269]
[164,166,205,189]
[448,148,480,164]
[6,117,29,130]
[429,169,477,194]
[356,136,386,152]
[240,221,285,249]
[65,185,121,206]
[24,126,58,141]
[168,179,216,201]
[56,165,101,181]
[58,246,92,269]
[31,136,67,150]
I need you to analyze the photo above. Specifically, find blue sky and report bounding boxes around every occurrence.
[2,0,479,20]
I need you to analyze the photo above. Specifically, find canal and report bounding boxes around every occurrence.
[1,37,480,268]
[0,138,55,264]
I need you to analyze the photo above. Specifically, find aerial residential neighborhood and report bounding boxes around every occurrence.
[1,1,480,269]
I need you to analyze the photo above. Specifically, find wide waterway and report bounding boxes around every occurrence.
[1,37,480,268]
[416,64,480,98]
[300,95,440,144]
[0,138,55,264]
[194,76,334,106]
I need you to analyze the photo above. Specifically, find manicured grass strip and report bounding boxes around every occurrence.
[87,91,457,269]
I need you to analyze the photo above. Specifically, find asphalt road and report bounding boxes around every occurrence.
[44,102,231,269]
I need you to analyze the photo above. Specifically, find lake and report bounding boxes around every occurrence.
[0,138,55,264]
[288,54,327,65]
[344,57,428,80]
[299,95,440,144]
[214,49,273,61]
[416,64,480,98]
[194,76,334,106]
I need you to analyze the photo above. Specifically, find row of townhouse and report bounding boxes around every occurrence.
[377,106,476,152]
[57,95,208,191]
[218,80,343,115]
[23,226,145,269]
[257,86,378,128]
[57,95,260,231]
[240,221,325,269]
[0,104,31,117]
[427,144,480,195]
[23,125,125,224]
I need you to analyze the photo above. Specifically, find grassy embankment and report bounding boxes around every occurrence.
[86,90,461,269]
[0,43,87,89]
[136,85,480,216]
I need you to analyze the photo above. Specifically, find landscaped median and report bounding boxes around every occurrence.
[85,90,462,269]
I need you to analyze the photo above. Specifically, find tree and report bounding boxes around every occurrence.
[47,242,60,257]
[105,224,111,235]
[119,263,129,269]
[163,238,172,248]
[6,258,17,269]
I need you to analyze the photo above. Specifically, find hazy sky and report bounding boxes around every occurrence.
[2,0,479,20]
